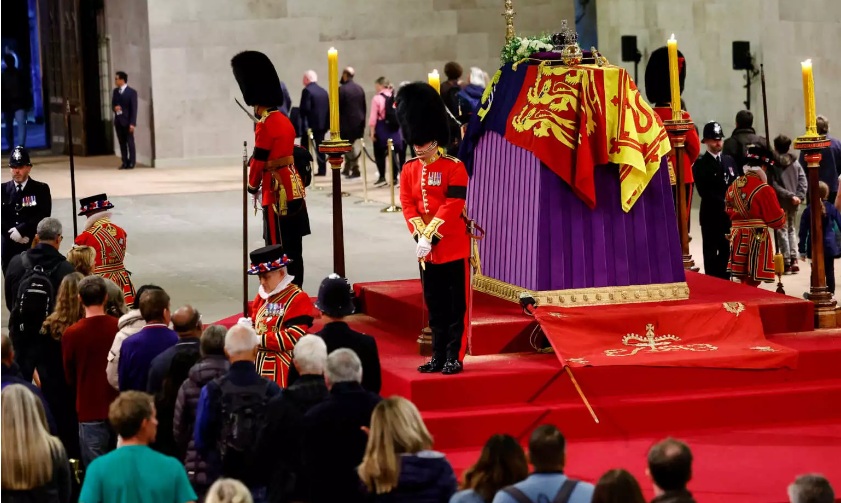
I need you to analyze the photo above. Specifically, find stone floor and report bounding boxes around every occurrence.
[1,154,817,322]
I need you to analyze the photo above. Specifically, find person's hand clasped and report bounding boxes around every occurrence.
[8,227,27,244]
[416,236,432,258]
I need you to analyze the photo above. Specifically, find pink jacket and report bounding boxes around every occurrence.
[368,88,393,129]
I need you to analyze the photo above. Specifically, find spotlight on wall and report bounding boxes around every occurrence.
[732,41,759,110]
[621,35,642,82]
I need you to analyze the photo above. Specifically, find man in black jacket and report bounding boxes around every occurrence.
[693,121,742,280]
[2,146,52,272]
[4,217,75,380]
[339,67,367,178]
[722,110,767,168]
[287,274,382,394]
[300,70,329,176]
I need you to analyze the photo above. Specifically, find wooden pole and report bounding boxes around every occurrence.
[565,366,599,424]
[794,137,837,328]
[760,64,786,293]
[242,141,249,317]
[331,154,346,277]
[665,120,698,271]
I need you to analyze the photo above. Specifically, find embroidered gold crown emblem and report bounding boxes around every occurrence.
[604,324,718,357]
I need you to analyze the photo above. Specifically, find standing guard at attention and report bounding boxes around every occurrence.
[726,145,786,287]
[397,82,471,375]
[232,51,311,288]
[246,244,314,386]
[75,193,136,304]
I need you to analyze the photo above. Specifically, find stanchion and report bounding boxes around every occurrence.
[354,138,371,204]
[381,139,401,213]
[308,129,324,191]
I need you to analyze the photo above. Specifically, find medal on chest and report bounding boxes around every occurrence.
[428,171,442,187]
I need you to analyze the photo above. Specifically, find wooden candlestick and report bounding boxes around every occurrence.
[664,118,698,272]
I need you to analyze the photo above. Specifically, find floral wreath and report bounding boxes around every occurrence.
[501,35,554,65]
[247,255,292,275]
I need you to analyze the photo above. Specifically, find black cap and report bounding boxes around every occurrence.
[315,273,355,317]
[231,51,284,107]
[78,193,115,215]
[745,144,776,168]
[395,82,450,147]
[644,46,686,106]
[702,121,724,141]
[9,146,31,167]
[247,244,291,275]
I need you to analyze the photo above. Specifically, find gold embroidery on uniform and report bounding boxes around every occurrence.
[422,217,445,241]
[603,324,718,357]
[408,217,426,238]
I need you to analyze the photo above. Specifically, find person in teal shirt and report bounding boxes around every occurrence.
[79,391,197,503]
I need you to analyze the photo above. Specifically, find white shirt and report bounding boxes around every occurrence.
[15,178,29,191]
[119,83,128,94]
[258,274,295,300]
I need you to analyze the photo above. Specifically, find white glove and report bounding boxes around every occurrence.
[237,317,253,327]
[416,236,432,258]
[8,227,27,244]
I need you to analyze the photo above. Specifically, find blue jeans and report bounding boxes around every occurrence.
[78,421,111,467]
[3,109,26,149]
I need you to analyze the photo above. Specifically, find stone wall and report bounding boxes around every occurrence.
[142,0,573,167]
[104,0,153,166]
[596,0,841,151]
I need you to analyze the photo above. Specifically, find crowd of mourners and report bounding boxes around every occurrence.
[1,217,836,503]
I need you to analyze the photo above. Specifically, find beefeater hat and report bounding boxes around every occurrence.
[395,82,450,147]
[231,51,284,107]
[247,244,291,275]
[78,193,115,216]
[745,144,776,169]
[644,46,686,106]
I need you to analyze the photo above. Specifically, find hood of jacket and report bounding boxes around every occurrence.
[396,451,453,490]
[460,84,485,100]
[24,243,67,271]
[188,355,230,386]
[117,309,145,331]
[778,152,795,168]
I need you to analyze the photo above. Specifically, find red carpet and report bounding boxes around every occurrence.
[216,273,841,502]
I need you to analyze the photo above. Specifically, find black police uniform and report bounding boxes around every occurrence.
[692,122,742,280]
[1,147,52,272]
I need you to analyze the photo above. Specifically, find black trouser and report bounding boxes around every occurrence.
[700,220,731,280]
[373,143,405,181]
[303,129,327,175]
[262,204,307,288]
[421,258,468,361]
[1,236,28,272]
[115,123,136,166]
[825,253,836,295]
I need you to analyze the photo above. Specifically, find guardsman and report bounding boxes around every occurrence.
[645,47,701,230]
[397,82,471,375]
[692,121,742,280]
[232,51,311,288]
[726,145,786,287]
[74,193,136,304]
[1,146,51,272]
[247,244,314,386]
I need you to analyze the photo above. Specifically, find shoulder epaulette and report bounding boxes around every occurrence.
[442,154,462,163]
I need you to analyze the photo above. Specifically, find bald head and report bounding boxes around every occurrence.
[171,305,201,339]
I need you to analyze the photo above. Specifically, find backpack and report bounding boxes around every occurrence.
[11,253,58,338]
[502,478,579,503]
[217,376,272,479]
[381,92,400,132]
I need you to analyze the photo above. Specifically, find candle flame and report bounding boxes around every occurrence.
[669,33,675,41]
[802,58,812,66]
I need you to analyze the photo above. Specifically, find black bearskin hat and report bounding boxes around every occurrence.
[644,46,686,106]
[231,51,284,107]
[395,82,450,147]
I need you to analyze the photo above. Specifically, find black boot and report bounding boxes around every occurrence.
[418,357,445,373]
[442,358,462,375]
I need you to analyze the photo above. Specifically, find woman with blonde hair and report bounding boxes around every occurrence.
[67,245,96,276]
[205,478,253,503]
[38,272,85,459]
[358,396,457,502]
[1,384,72,502]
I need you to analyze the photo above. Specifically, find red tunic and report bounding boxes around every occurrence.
[250,282,314,386]
[399,153,471,264]
[75,215,136,305]
[652,107,700,185]
[248,110,306,213]
[726,171,786,282]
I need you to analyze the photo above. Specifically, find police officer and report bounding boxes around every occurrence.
[1,146,52,272]
[692,121,742,280]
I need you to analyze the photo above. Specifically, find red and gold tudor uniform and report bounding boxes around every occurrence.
[725,148,786,284]
[396,81,471,374]
[247,245,314,386]
[233,51,310,287]
[74,194,136,304]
